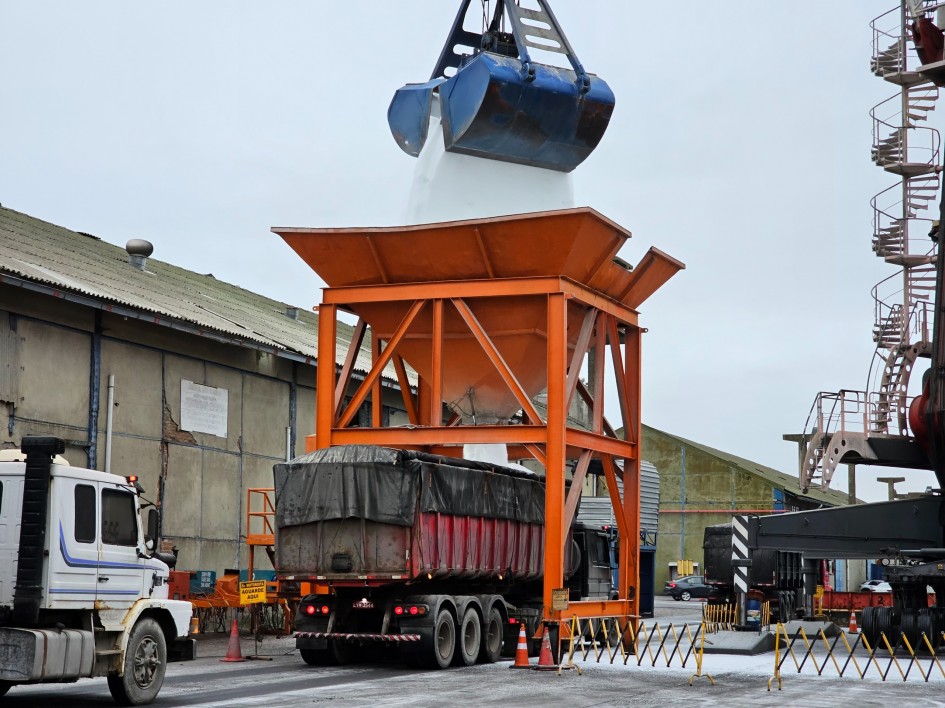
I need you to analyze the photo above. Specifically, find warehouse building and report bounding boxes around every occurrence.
[0,205,410,575]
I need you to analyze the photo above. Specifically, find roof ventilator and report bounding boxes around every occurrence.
[125,239,154,271]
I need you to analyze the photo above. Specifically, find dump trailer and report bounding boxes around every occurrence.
[274,445,614,669]
[0,436,194,705]
[703,523,805,621]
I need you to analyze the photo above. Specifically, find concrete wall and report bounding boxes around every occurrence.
[0,285,406,577]
[642,427,775,589]
[641,427,850,591]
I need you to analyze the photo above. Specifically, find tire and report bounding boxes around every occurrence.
[107,617,167,706]
[597,618,619,647]
[681,591,691,602]
[300,648,325,666]
[478,606,503,664]
[300,640,350,666]
[453,607,481,667]
[426,609,456,669]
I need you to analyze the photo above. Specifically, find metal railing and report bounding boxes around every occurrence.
[871,267,934,343]
[802,389,918,450]
[871,183,938,259]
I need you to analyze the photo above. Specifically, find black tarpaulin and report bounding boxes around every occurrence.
[274,446,418,528]
[416,459,545,524]
[273,445,545,529]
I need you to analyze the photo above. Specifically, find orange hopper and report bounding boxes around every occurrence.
[274,208,683,423]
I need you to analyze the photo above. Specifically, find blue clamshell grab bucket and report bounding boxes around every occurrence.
[387,0,616,173]
[439,53,614,172]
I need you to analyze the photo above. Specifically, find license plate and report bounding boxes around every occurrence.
[352,599,374,609]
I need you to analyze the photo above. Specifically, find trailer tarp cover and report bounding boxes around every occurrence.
[416,459,544,524]
[274,446,418,528]
[274,445,544,528]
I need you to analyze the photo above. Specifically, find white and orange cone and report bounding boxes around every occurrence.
[221,618,244,662]
[849,611,858,634]
[532,625,557,671]
[510,623,531,668]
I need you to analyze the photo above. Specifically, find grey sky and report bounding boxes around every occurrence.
[1,1,931,502]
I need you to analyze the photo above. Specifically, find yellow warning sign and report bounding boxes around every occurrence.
[239,580,267,605]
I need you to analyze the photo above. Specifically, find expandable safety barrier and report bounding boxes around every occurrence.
[703,601,771,633]
[704,603,736,633]
[556,617,714,684]
[768,622,945,690]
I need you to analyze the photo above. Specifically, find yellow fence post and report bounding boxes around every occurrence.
[688,621,715,686]
[767,622,783,691]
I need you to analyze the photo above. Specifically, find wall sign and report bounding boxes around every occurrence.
[180,380,228,438]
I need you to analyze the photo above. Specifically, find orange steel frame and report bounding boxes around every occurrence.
[309,276,644,625]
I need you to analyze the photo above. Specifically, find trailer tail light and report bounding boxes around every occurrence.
[302,603,331,616]
[393,604,428,617]
[305,605,316,615]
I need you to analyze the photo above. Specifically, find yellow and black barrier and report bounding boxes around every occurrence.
[557,617,714,684]
[703,603,737,633]
[768,622,945,690]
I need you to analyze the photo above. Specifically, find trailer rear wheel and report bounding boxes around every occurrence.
[300,640,350,666]
[427,609,456,669]
[107,617,166,706]
[478,607,503,663]
[453,607,481,666]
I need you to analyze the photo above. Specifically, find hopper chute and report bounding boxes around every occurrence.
[274,209,684,423]
[387,0,615,172]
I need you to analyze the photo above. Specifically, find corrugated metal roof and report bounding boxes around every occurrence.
[0,206,404,382]
[643,424,854,507]
[577,460,660,534]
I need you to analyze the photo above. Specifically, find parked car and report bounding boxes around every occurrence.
[664,575,714,601]
[860,580,892,593]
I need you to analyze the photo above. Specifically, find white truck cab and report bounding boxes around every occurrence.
[0,436,194,705]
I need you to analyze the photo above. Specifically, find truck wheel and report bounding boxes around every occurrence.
[453,607,481,667]
[478,606,503,663]
[300,640,350,666]
[680,591,691,602]
[427,609,456,669]
[107,617,167,706]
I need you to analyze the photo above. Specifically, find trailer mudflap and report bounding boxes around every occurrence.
[168,637,197,662]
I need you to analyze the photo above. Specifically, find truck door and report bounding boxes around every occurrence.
[0,475,24,608]
[97,484,147,608]
[47,478,100,607]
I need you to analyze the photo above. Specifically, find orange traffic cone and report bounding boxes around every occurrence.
[221,618,244,662]
[509,623,531,668]
[532,625,557,671]
[849,611,858,634]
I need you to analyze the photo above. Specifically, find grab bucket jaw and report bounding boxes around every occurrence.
[388,78,444,158]
[439,53,614,172]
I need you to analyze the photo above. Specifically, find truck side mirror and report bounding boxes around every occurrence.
[146,508,159,550]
